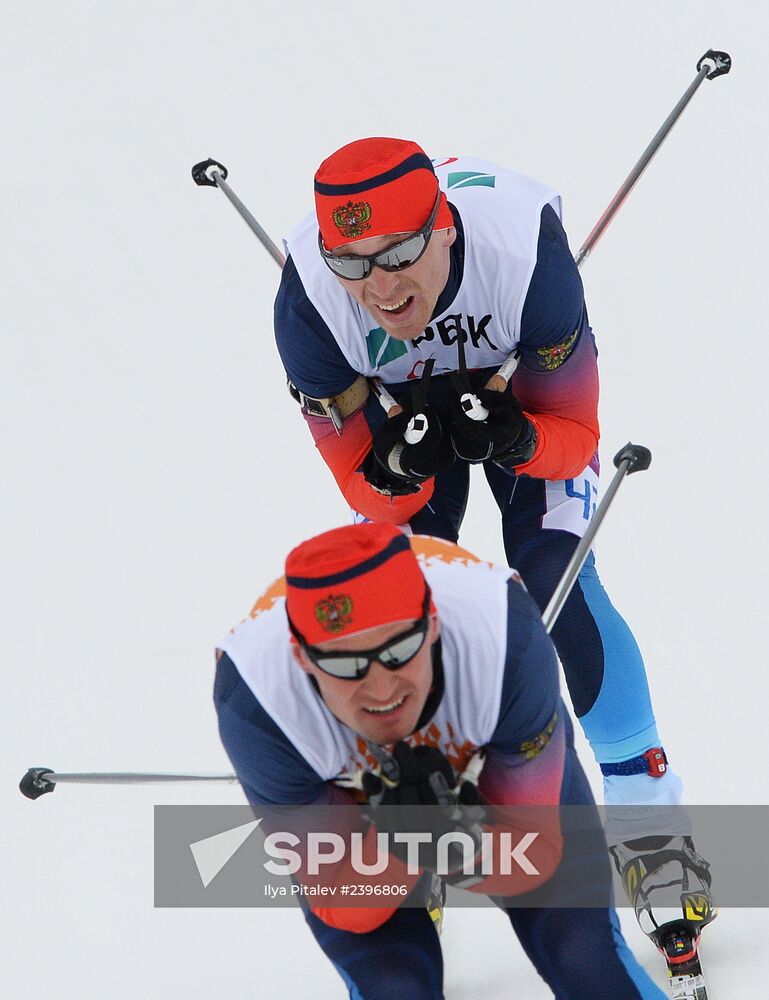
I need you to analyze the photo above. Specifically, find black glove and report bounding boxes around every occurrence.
[362,742,486,881]
[363,397,454,494]
[449,380,537,467]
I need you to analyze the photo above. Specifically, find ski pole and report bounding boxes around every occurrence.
[348,441,653,786]
[483,48,731,393]
[191,159,285,267]
[574,49,731,268]
[541,443,651,633]
[191,156,401,422]
[369,379,401,417]
[19,767,239,799]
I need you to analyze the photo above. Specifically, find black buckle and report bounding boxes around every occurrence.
[287,380,328,418]
[303,397,328,417]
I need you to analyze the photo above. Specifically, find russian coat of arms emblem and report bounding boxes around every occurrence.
[332,201,372,239]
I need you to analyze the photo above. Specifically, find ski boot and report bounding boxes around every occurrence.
[425,872,446,934]
[611,835,716,999]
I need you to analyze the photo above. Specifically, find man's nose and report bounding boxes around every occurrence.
[360,661,400,699]
[365,265,401,299]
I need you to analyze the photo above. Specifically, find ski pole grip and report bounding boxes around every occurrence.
[613,442,652,474]
[191,158,229,187]
[696,50,731,80]
[19,767,56,800]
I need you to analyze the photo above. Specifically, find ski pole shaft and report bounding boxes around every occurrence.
[369,379,401,417]
[541,443,651,634]
[37,772,237,783]
[192,158,401,421]
[191,158,285,267]
[485,49,731,394]
[19,767,237,799]
[574,49,731,268]
[369,443,652,782]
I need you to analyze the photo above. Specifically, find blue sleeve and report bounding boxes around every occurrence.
[487,579,560,753]
[273,254,359,398]
[214,651,329,806]
[518,204,592,371]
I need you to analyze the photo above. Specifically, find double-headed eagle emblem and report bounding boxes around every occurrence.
[315,594,354,633]
[536,328,579,371]
[332,201,372,240]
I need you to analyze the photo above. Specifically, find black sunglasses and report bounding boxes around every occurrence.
[290,587,432,680]
[318,190,442,281]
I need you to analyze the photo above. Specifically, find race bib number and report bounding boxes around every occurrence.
[543,467,600,538]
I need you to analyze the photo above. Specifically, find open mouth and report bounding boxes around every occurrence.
[376,296,414,317]
[363,695,406,716]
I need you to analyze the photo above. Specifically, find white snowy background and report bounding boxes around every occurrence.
[4,2,768,996]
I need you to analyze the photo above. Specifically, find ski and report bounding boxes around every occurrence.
[658,924,709,1000]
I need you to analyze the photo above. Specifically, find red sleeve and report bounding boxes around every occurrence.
[307,723,568,926]
[511,316,600,481]
[307,813,561,930]
[305,407,434,524]
[306,716,569,928]
[306,823,422,934]
[311,903,400,934]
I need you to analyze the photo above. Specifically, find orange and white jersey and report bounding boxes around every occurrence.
[217,537,523,783]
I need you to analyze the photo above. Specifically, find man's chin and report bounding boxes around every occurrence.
[375,303,431,342]
[382,320,428,343]
[357,704,422,746]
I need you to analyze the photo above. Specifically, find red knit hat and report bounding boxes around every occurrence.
[284,523,429,646]
[314,137,454,251]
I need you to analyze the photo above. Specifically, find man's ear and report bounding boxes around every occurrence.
[440,227,457,249]
[429,614,441,642]
[291,641,313,675]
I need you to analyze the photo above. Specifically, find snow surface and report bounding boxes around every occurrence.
[4,2,768,996]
